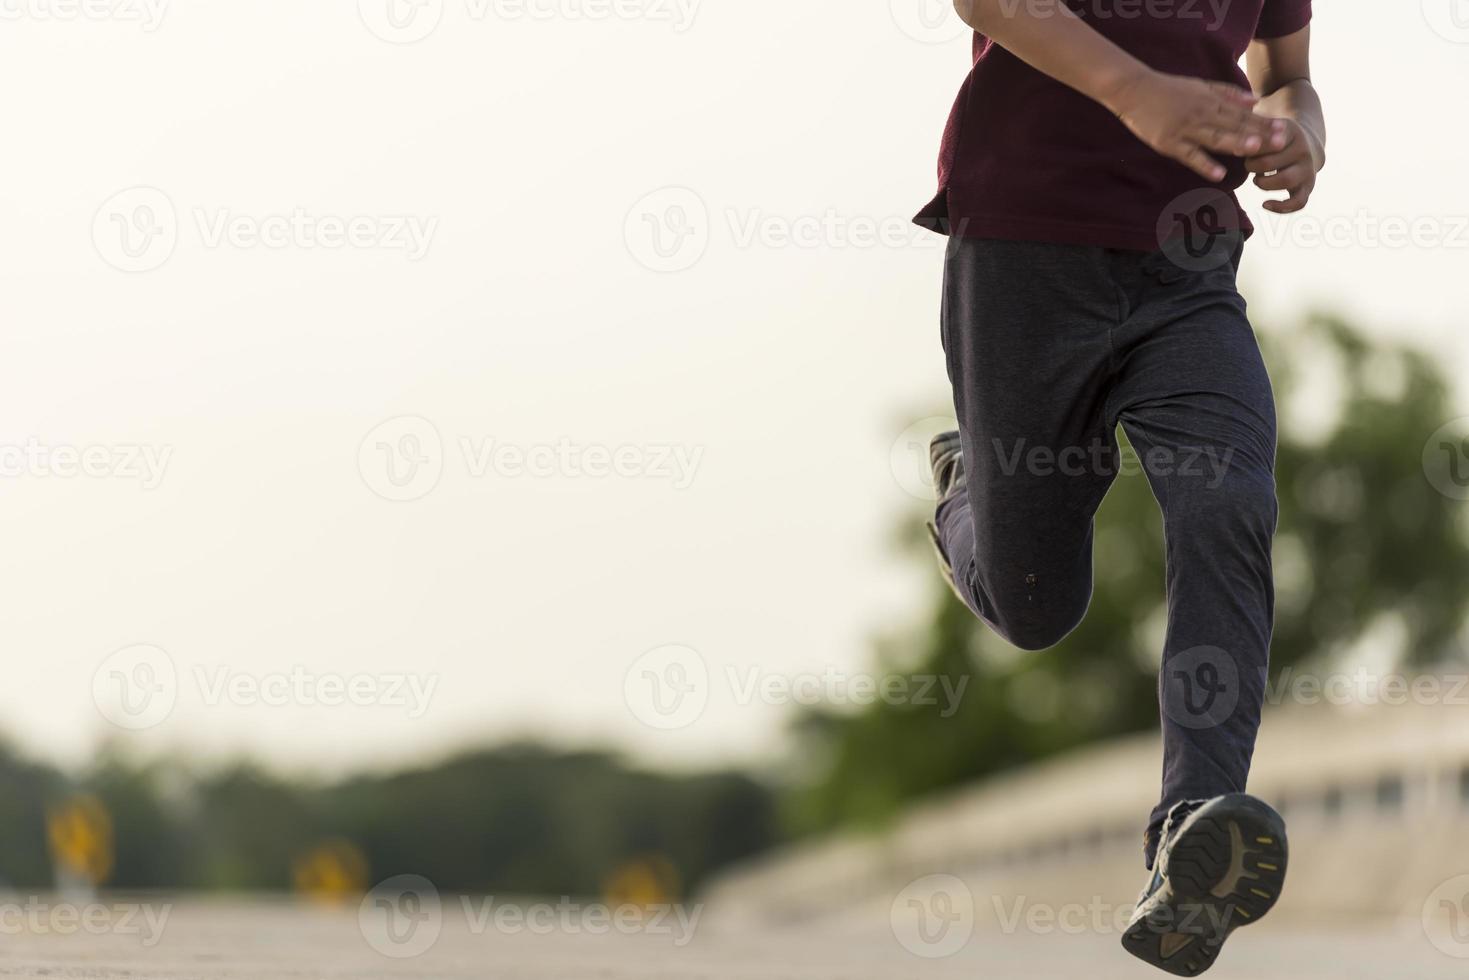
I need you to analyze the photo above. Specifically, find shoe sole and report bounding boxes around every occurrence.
[1121,794,1288,976]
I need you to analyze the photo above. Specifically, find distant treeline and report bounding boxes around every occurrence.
[2,740,778,897]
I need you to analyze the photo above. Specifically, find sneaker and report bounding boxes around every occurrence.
[924,431,966,603]
[1121,793,1288,976]
[928,430,965,503]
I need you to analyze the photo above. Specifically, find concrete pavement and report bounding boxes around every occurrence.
[0,897,1459,979]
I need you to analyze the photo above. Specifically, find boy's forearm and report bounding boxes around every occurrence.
[953,0,1151,114]
[952,0,1284,181]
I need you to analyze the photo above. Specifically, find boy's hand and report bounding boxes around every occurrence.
[1106,70,1289,182]
[1245,117,1325,213]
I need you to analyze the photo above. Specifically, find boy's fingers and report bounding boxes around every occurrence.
[1212,102,1274,138]
[1209,104,1285,153]
[1245,132,1302,174]
[1208,81,1258,107]
[1262,188,1309,214]
[1253,163,1311,192]
[1195,125,1261,157]
[1253,117,1289,151]
[1244,149,1300,175]
[1176,142,1226,181]
[1217,107,1288,150]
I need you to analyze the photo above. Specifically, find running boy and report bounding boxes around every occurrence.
[916,0,1324,973]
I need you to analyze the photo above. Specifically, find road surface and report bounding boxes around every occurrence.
[0,897,1459,979]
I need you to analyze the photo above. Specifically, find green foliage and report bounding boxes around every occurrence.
[0,739,65,887]
[317,745,775,895]
[0,742,777,895]
[787,316,1469,835]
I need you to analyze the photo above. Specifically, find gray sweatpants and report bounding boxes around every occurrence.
[934,237,1278,866]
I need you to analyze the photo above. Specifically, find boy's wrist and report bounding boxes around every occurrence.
[1096,63,1157,118]
[1301,125,1326,172]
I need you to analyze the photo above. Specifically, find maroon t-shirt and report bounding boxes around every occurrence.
[915,0,1313,251]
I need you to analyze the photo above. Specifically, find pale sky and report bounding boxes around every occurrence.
[0,0,1465,776]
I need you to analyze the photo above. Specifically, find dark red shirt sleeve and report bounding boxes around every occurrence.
[1255,0,1312,39]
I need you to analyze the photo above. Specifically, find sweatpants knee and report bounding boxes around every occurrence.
[965,554,1095,652]
[991,600,1089,652]
[1001,620,1078,652]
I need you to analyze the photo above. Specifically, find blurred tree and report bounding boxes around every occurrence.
[193,764,322,890]
[0,739,65,886]
[322,744,776,896]
[786,315,1469,834]
[5,744,780,897]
